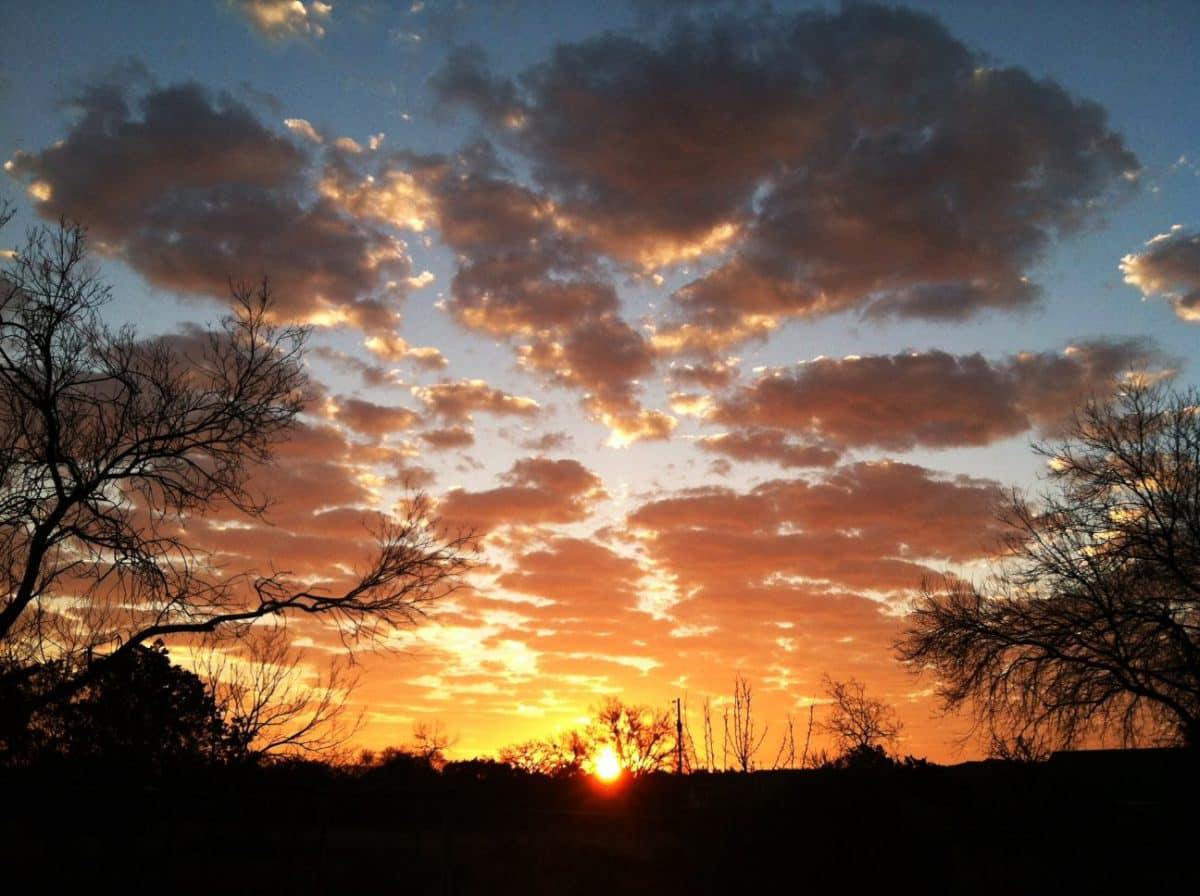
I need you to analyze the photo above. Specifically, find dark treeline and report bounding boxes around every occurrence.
[3,748,1197,894]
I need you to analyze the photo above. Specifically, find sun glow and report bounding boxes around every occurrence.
[593,745,622,782]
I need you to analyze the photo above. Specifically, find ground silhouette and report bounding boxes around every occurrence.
[3,748,1196,893]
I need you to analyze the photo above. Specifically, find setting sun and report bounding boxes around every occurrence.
[594,746,622,782]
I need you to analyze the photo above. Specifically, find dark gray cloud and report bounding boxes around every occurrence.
[434,4,1138,346]
[709,339,1170,452]
[6,80,409,329]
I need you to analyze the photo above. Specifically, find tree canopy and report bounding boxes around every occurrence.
[899,380,1200,750]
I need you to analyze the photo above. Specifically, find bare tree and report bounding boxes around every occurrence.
[498,729,591,777]
[589,697,676,776]
[408,719,456,769]
[199,627,362,763]
[799,699,816,769]
[0,219,474,744]
[724,672,769,771]
[899,380,1200,750]
[771,712,796,770]
[678,694,701,774]
[702,696,715,771]
[820,675,903,758]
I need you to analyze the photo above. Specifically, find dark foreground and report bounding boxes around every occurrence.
[5,750,1196,895]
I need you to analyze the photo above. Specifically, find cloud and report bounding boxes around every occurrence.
[308,346,401,389]
[666,357,741,390]
[697,429,840,469]
[330,396,421,440]
[1121,225,1200,322]
[362,333,448,368]
[519,431,573,452]
[497,537,644,610]
[231,0,332,40]
[413,379,540,422]
[318,144,668,440]
[591,405,677,447]
[6,80,409,330]
[420,425,475,450]
[708,341,1168,452]
[434,5,1137,347]
[490,537,683,665]
[181,418,391,583]
[437,457,606,534]
[284,117,323,144]
[594,459,1008,725]
[630,460,1006,605]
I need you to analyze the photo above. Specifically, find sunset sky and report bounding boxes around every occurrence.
[3,0,1199,763]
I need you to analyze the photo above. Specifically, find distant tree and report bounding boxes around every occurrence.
[701,696,716,771]
[442,757,524,782]
[899,380,1200,750]
[799,699,816,769]
[820,675,903,761]
[359,744,441,783]
[724,672,769,771]
[0,217,475,752]
[497,698,677,778]
[407,719,456,770]
[499,729,590,777]
[771,712,796,770]
[588,697,675,776]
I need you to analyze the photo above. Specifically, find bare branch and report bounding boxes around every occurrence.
[0,218,475,747]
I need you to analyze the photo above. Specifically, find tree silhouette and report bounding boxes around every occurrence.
[899,380,1200,750]
[0,217,474,753]
[589,696,675,776]
[499,729,591,777]
[820,675,902,765]
[724,672,769,771]
[200,627,362,763]
[498,698,677,777]
[7,640,225,769]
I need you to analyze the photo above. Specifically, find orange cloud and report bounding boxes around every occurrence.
[231,0,332,41]
[438,457,607,535]
[631,461,1005,593]
[414,379,540,422]
[697,429,840,469]
[331,396,421,440]
[1121,226,1200,322]
[420,426,475,450]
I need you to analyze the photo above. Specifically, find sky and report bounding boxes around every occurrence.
[2,0,1199,764]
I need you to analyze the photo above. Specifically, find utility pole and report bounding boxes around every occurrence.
[675,697,684,774]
